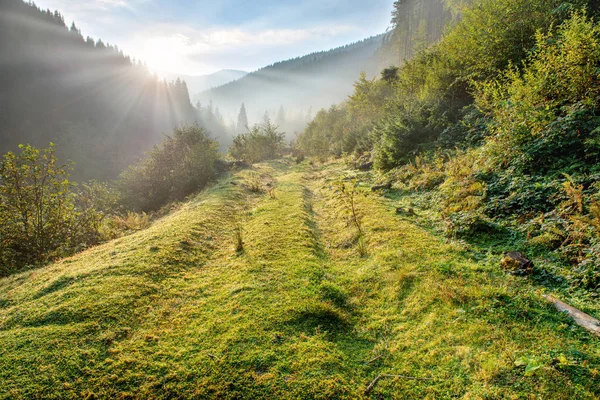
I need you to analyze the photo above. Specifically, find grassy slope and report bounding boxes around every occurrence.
[0,160,598,399]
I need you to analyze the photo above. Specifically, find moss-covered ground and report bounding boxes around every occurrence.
[0,160,598,398]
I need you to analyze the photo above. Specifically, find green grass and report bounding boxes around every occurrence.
[0,159,598,398]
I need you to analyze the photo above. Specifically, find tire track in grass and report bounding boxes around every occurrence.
[86,163,364,398]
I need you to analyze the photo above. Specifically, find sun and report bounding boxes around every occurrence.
[136,34,190,75]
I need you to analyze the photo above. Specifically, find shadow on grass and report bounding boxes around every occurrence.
[286,301,353,337]
[33,276,77,299]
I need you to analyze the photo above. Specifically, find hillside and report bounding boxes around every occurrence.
[0,0,197,180]
[1,160,598,398]
[195,35,385,124]
[162,69,248,98]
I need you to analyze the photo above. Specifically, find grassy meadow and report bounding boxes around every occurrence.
[0,160,598,399]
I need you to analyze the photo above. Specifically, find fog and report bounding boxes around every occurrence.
[0,0,197,180]
[193,35,386,138]
[0,0,386,180]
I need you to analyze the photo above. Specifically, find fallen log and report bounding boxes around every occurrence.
[543,295,600,338]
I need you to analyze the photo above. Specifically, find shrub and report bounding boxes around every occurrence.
[119,124,220,212]
[229,119,285,163]
[101,211,153,239]
[244,171,264,193]
[443,0,586,82]
[333,180,368,257]
[478,12,600,175]
[390,152,447,191]
[437,149,491,237]
[575,241,600,290]
[0,144,109,275]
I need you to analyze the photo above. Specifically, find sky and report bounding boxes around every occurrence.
[34,0,395,77]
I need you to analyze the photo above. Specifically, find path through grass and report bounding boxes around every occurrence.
[0,160,598,398]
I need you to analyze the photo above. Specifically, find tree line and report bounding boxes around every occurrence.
[0,115,287,276]
[0,0,197,181]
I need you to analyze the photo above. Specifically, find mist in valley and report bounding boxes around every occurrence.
[191,34,386,140]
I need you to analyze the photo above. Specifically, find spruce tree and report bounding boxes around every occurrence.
[237,103,248,134]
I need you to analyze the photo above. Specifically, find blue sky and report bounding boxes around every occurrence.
[34,0,394,76]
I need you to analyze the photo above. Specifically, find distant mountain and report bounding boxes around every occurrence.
[161,70,248,98]
[195,35,385,127]
[0,0,197,180]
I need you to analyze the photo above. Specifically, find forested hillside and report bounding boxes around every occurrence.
[0,0,197,180]
[298,0,600,293]
[196,35,385,132]
[167,69,248,98]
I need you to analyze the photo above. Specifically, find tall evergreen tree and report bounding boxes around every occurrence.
[237,103,249,133]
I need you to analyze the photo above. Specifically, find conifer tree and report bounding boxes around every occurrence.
[237,103,249,133]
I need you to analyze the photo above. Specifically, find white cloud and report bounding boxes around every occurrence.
[32,1,374,75]
[136,24,357,48]
[121,24,360,75]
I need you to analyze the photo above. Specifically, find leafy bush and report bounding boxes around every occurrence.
[373,102,439,169]
[478,12,600,175]
[229,119,285,163]
[0,144,111,275]
[442,0,585,82]
[575,241,600,290]
[390,152,447,191]
[119,124,220,212]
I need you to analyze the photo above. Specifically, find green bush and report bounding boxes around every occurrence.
[575,241,600,290]
[478,12,600,175]
[373,102,438,169]
[119,125,220,212]
[229,119,285,163]
[0,144,111,275]
[443,0,586,82]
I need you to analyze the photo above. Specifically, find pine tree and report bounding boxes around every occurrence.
[237,103,248,133]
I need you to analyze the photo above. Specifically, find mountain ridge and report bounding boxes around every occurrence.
[161,69,248,97]
[194,34,386,123]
